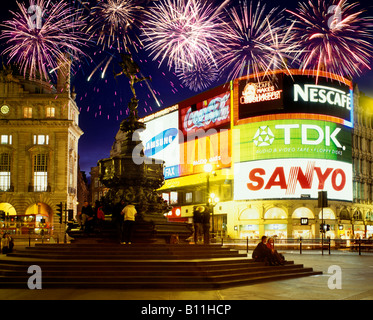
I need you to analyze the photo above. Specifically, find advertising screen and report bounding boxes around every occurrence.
[234,158,353,201]
[235,70,353,127]
[179,129,232,176]
[140,111,180,179]
[179,89,231,136]
[234,119,352,163]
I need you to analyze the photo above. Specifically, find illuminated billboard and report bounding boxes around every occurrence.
[179,129,232,176]
[140,111,180,179]
[234,119,352,163]
[234,70,353,127]
[234,158,353,201]
[179,84,231,136]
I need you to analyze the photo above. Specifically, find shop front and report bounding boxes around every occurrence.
[239,224,259,239]
[264,223,287,239]
[353,223,365,239]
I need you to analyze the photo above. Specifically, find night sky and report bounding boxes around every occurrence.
[1,0,373,177]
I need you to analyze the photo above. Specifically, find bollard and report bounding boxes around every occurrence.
[328,239,331,255]
[359,241,361,256]
[299,238,302,255]
[246,237,249,254]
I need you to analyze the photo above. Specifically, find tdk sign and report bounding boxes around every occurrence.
[294,84,351,110]
[144,128,178,157]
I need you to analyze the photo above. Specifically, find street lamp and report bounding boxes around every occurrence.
[208,193,220,241]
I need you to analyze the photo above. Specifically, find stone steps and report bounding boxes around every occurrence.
[0,244,322,289]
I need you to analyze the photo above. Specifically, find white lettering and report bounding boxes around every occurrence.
[293,84,351,110]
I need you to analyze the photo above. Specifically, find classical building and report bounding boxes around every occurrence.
[0,62,83,239]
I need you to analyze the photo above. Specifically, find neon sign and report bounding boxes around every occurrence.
[240,81,282,104]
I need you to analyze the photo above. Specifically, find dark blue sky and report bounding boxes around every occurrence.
[1,0,373,176]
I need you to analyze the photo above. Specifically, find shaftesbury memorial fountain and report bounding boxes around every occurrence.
[96,54,192,243]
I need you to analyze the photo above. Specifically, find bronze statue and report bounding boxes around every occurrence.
[114,53,151,100]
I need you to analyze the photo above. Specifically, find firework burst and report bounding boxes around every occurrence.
[287,0,373,79]
[84,0,144,53]
[0,0,88,80]
[141,0,231,71]
[175,58,220,92]
[217,0,297,81]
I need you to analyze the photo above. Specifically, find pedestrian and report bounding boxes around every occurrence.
[193,206,202,244]
[121,203,137,244]
[81,201,94,232]
[199,206,210,245]
[1,233,9,254]
[96,202,105,232]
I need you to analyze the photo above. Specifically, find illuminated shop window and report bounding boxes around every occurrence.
[239,208,260,220]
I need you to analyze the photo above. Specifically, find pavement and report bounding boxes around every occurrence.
[0,250,372,301]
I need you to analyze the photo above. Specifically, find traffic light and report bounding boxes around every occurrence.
[320,224,331,233]
[56,202,63,223]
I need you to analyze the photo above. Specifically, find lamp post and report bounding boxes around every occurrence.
[208,193,220,241]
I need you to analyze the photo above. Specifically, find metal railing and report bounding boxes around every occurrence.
[217,237,373,256]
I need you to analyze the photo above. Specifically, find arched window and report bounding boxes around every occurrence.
[292,207,314,219]
[0,153,11,191]
[366,211,373,221]
[318,208,336,220]
[264,207,287,219]
[339,209,350,220]
[353,210,363,220]
[239,208,260,220]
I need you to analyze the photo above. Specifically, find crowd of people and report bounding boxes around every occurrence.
[76,200,136,244]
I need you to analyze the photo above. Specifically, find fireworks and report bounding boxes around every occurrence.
[0,0,87,80]
[84,0,144,52]
[141,0,230,71]
[175,58,220,92]
[287,0,373,79]
[217,0,297,81]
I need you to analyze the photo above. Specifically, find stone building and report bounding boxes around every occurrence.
[0,62,83,239]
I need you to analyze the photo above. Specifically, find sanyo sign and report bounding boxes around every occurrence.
[294,84,351,110]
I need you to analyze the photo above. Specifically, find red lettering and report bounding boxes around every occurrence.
[332,169,346,191]
[247,168,265,191]
[265,167,287,189]
[314,167,333,189]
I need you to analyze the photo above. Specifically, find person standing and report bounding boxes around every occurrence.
[200,206,210,245]
[81,201,94,232]
[193,206,202,244]
[121,203,137,244]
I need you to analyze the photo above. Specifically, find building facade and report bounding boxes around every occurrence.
[0,62,83,238]
[138,70,373,240]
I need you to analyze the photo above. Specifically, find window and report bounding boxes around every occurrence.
[170,192,178,204]
[33,135,49,145]
[1,135,12,145]
[46,107,55,118]
[185,192,193,203]
[34,154,48,192]
[0,153,11,191]
[24,107,32,118]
